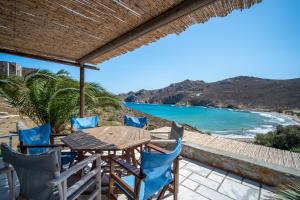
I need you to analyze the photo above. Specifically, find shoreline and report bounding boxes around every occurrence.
[124,102,300,139]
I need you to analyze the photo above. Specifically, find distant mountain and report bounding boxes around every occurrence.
[118,76,300,111]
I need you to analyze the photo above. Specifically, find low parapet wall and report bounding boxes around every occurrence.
[181,142,300,186]
[151,127,300,186]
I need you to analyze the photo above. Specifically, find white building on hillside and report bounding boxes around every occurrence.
[0,61,36,77]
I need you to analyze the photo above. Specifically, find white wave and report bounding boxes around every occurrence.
[262,125,273,128]
[213,133,255,139]
[214,130,231,133]
[211,124,276,138]
[252,111,299,125]
[247,127,275,134]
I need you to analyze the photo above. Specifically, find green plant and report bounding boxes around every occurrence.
[274,181,300,200]
[290,147,300,153]
[0,69,121,133]
[254,125,300,152]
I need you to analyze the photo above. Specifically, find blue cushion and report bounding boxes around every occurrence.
[124,115,148,128]
[18,123,77,167]
[119,175,145,200]
[71,116,99,131]
[141,139,182,199]
[61,151,77,167]
[18,123,51,155]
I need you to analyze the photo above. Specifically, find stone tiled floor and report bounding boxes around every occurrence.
[163,158,276,200]
[1,157,277,200]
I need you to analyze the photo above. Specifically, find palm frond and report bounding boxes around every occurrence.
[0,70,121,132]
[275,181,300,200]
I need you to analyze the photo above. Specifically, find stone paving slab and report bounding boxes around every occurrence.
[208,171,224,183]
[1,158,277,200]
[183,161,213,177]
[260,185,277,200]
[161,157,277,200]
[166,158,276,200]
[197,185,233,200]
[219,179,259,200]
[189,173,220,190]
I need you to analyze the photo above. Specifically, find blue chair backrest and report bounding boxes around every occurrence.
[1,143,60,199]
[18,123,51,155]
[141,139,182,199]
[71,116,99,131]
[124,115,148,128]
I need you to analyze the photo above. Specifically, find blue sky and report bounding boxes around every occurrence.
[1,0,300,94]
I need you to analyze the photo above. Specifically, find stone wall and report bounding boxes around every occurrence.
[152,140,300,186]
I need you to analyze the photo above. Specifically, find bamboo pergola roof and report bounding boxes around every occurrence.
[0,0,262,69]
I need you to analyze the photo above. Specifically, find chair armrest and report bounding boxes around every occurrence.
[48,154,101,186]
[146,143,171,154]
[51,134,69,137]
[0,165,14,174]
[150,139,177,143]
[150,139,185,143]
[0,133,18,139]
[111,157,145,179]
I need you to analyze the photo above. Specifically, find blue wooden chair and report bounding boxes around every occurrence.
[123,115,149,165]
[71,115,99,132]
[18,123,77,169]
[151,121,184,150]
[108,138,182,200]
[71,115,115,171]
[124,115,148,129]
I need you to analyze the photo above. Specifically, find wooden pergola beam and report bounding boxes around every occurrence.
[0,48,99,70]
[78,0,216,64]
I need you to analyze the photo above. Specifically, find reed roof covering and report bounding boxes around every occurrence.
[0,0,262,67]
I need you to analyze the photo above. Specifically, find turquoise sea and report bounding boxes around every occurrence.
[124,102,298,138]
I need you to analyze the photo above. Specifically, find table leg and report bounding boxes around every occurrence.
[77,151,85,162]
[125,149,131,164]
[130,148,138,167]
[75,151,85,177]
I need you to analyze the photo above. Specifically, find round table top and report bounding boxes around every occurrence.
[62,126,151,151]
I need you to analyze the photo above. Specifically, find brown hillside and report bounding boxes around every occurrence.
[119,76,300,111]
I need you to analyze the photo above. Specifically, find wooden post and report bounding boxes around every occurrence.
[9,135,12,147]
[134,176,141,200]
[79,66,85,118]
[173,157,180,200]
[95,155,102,200]
[108,156,114,200]
[7,170,15,200]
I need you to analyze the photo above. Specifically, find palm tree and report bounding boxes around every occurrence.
[0,69,121,133]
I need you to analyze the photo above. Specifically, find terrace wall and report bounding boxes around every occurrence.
[151,127,300,186]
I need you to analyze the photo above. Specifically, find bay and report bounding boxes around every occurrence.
[124,102,297,138]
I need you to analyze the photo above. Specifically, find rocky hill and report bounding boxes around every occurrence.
[119,76,300,111]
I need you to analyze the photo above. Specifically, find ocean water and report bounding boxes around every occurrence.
[124,102,298,138]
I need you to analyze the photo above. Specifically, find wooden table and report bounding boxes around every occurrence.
[61,126,151,165]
